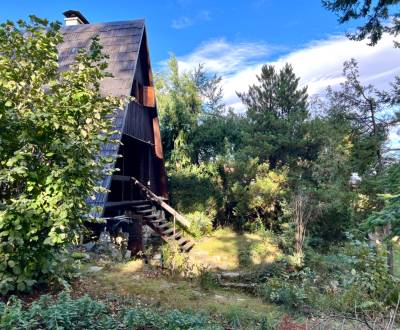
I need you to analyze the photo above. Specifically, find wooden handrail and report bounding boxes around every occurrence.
[131,177,191,229]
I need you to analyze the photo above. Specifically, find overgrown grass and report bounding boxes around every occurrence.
[0,292,222,329]
[191,228,282,271]
[76,259,283,328]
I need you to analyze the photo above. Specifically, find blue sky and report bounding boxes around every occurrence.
[1,1,399,120]
[0,0,359,64]
[1,1,399,146]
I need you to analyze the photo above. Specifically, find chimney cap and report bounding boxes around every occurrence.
[63,10,89,24]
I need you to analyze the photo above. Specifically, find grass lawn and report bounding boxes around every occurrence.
[73,228,286,328]
[190,228,282,271]
[76,260,283,328]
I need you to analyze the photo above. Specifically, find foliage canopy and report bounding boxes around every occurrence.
[0,16,125,293]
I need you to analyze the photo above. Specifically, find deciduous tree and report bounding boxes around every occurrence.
[0,17,125,293]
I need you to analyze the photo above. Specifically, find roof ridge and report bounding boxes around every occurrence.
[61,19,145,29]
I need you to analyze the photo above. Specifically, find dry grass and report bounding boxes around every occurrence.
[76,259,282,328]
[190,228,282,271]
[74,228,286,327]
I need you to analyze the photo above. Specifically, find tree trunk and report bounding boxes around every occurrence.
[384,224,394,274]
[387,242,394,275]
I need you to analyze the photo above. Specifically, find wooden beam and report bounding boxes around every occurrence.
[104,200,149,208]
[112,175,131,182]
[152,116,164,159]
[124,132,154,146]
[131,177,191,229]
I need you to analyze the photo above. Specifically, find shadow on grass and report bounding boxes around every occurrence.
[191,228,282,272]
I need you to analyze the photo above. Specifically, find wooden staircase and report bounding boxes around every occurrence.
[130,200,195,252]
[108,176,195,252]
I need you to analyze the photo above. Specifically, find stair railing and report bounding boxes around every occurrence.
[131,176,191,229]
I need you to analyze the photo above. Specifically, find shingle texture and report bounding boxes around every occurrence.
[59,20,145,217]
[59,20,144,97]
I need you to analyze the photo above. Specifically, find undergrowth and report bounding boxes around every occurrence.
[258,238,400,320]
[0,292,222,330]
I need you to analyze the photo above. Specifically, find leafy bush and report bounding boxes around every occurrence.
[222,159,288,231]
[168,162,222,216]
[187,211,213,238]
[0,17,125,293]
[0,292,117,329]
[259,268,311,308]
[0,292,222,330]
[333,239,399,309]
[123,308,220,330]
[161,241,199,277]
[330,243,396,310]
[258,236,399,316]
[198,268,220,290]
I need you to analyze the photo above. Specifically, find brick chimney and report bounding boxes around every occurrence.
[63,10,89,26]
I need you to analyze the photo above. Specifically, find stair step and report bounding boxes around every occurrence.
[157,223,170,230]
[181,241,195,252]
[104,200,149,208]
[149,218,166,224]
[132,204,153,210]
[143,213,159,219]
[176,237,188,245]
[135,209,154,215]
[169,231,183,240]
[113,179,195,252]
[163,228,176,235]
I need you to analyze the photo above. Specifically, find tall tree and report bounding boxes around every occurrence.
[0,17,125,293]
[157,56,244,165]
[326,59,394,175]
[155,56,202,162]
[192,64,225,115]
[238,63,309,169]
[323,0,400,46]
[364,163,400,273]
[326,59,399,271]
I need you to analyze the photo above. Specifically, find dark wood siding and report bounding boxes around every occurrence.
[123,102,154,143]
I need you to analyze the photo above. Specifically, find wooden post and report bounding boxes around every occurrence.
[173,214,176,236]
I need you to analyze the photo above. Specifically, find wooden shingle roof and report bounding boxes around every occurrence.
[59,20,146,217]
[59,19,145,97]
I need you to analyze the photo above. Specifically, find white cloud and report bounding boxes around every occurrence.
[171,10,212,30]
[275,35,400,97]
[177,38,271,75]
[171,17,194,29]
[173,34,400,112]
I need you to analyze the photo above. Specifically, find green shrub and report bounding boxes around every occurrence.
[304,239,398,313]
[259,272,309,308]
[187,211,213,238]
[0,292,222,330]
[161,242,199,277]
[0,17,125,294]
[123,307,221,330]
[198,268,220,290]
[0,292,117,329]
[168,163,222,216]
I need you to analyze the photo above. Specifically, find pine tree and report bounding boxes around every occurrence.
[238,63,309,169]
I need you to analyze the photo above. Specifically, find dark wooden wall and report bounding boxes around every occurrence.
[108,29,168,206]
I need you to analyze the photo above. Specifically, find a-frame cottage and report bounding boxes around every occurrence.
[59,10,194,254]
